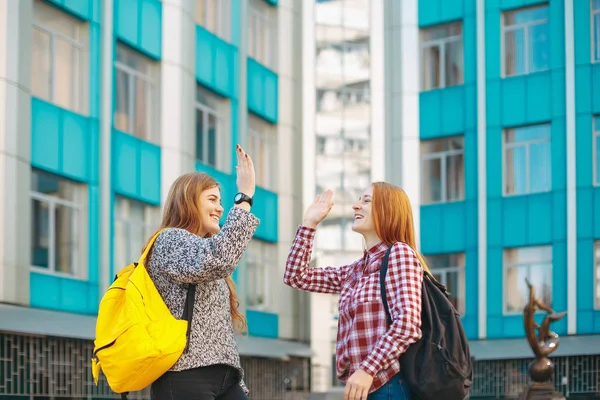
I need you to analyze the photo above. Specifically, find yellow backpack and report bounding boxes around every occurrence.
[91,229,196,396]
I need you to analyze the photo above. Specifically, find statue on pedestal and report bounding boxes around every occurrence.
[518,279,567,400]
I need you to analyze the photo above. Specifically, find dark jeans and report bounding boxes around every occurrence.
[367,373,412,400]
[150,364,248,400]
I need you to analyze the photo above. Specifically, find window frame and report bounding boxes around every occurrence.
[502,125,551,196]
[31,0,88,114]
[114,44,160,143]
[195,0,230,41]
[244,240,275,311]
[501,5,550,78]
[195,99,222,169]
[113,196,160,268]
[248,124,277,191]
[592,0,600,63]
[421,136,465,204]
[420,23,463,90]
[428,255,466,315]
[502,246,553,315]
[248,0,277,69]
[30,172,88,280]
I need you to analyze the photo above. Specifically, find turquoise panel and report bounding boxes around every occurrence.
[112,130,162,205]
[31,99,91,183]
[485,127,503,198]
[264,0,278,6]
[420,87,476,139]
[44,0,95,20]
[484,10,501,79]
[577,188,593,239]
[501,77,526,126]
[247,58,278,123]
[486,247,503,318]
[499,193,556,247]
[196,26,237,98]
[114,0,162,59]
[419,91,440,136]
[418,0,468,27]
[502,197,528,246]
[246,310,279,338]
[30,273,97,315]
[487,199,503,247]
[498,0,548,11]
[551,117,567,191]
[420,205,442,253]
[421,202,470,254]
[574,0,592,66]
[464,249,478,338]
[464,131,478,201]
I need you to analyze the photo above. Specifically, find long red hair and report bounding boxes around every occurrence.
[144,172,247,333]
[371,182,430,272]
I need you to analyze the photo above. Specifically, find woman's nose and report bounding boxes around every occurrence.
[352,203,360,211]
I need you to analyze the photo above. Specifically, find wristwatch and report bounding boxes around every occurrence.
[234,192,254,206]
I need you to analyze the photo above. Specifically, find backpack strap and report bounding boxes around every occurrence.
[121,393,128,400]
[182,284,196,353]
[379,246,394,326]
[137,228,167,266]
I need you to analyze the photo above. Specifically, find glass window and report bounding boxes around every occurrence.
[244,240,276,310]
[113,196,160,270]
[114,44,160,143]
[248,0,277,69]
[426,253,466,314]
[421,136,465,203]
[31,0,89,114]
[504,246,553,314]
[195,0,230,41]
[196,86,226,169]
[594,241,600,309]
[503,6,549,77]
[593,0,600,62]
[248,114,277,190]
[504,124,551,195]
[30,169,86,277]
[420,22,463,90]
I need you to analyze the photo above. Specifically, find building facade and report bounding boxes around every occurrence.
[384,0,600,398]
[0,0,311,398]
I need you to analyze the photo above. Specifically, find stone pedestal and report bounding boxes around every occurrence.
[518,382,565,400]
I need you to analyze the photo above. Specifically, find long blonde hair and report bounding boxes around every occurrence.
[371,182,430,273]
[144,172,247,333]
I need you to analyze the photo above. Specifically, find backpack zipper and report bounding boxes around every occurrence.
[94,339,117,357]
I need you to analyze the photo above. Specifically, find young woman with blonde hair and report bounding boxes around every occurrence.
[146,144,258,400]
[284,182,426,400]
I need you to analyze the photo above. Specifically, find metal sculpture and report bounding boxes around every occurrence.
[518,279,566,400]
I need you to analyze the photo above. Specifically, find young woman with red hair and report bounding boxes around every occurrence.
[284,183,427,400]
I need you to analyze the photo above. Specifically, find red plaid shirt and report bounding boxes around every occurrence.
[283,226,423,394]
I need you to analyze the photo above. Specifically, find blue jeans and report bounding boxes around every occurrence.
[367,373,412,400]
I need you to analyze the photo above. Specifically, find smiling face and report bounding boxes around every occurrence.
[198,186,224,236]
[352,186,376,236]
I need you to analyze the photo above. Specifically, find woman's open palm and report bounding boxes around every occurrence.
[303,190,334,229]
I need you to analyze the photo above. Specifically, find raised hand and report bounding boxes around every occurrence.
[302,189,334,229]
[235,144,255,198]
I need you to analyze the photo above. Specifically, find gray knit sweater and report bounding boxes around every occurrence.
[146,207,259,394]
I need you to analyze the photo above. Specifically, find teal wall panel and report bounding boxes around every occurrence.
[196,26,237,99]
[114,0,162,59]
[497,0,549,11]
[418,0,468,27]
[30,273,97,315]
[264,0,278,6]
[247,59,278,123]
[112,130,162,205]
[43,0,95,20]
[31,99,93,183]
[247,310,279,338]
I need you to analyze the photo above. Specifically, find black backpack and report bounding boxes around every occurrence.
[380,246,473,400]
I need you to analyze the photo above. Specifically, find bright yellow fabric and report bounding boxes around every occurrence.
[91,229,188,393]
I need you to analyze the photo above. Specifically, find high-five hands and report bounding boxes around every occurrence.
[302,189,334,230]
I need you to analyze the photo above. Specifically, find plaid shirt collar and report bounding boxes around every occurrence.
[363,242,389,264]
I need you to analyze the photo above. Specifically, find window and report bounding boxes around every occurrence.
[31,0,89,114]
[502,6,549,77]
[30,169,86,277]
[195,0,230,41]
[426,253,466,314]
[421,136,464,203]
[594,241,600,309]
[503,124,551,195]
[420,22,463,90]
[248,114,277,190]
[593,0,600,62]
[196,85,230,171]
[245,240,276,310]
[248,0,277,69]
[504,246,552,314]
[594,117,600,185]
[114,44,160,142]
[113,196,160,270]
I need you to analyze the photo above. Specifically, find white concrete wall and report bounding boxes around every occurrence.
[0,0,32,305]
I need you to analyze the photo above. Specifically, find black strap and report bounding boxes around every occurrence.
[182,284,196,353]
[121,393,128,400]
[379,246,393,326]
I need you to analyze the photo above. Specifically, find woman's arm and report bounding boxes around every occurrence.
[359,242,423,376]
[283,225,356,294]
[150,207,259,284]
